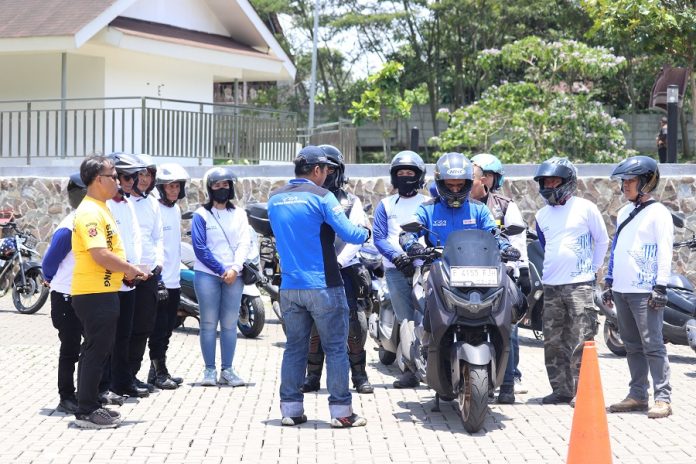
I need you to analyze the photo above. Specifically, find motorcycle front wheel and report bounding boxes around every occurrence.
[378,346,396,365]
[603,323,627,356]
[13,268,49,314]
[458,363,489,434]
[238,295,265,338]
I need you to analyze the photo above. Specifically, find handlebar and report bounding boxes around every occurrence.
[674,238,696,250]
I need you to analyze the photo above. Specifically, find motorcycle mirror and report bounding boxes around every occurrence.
[181,211,194,220]
[503,224,525,236]
[400,221,424,233]
[672,213,685,229]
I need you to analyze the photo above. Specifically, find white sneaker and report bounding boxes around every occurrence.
[200,368,217,386]
[514,377,528,394]
[219,368,246,387]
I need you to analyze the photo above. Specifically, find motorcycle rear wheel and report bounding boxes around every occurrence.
[458,363,488,434]
[13,269,49,314]
[238,295,265,338]
[603,323,627,356]
[378,346,396,365]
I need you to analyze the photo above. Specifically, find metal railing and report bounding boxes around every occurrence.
[298,119,358,163]
[0,97,298,164]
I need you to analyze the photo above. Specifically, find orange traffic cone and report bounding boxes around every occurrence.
[567,341,612,464]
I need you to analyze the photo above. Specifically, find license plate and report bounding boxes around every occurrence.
[450,267,499,287]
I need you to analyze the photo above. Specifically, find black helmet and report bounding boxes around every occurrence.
[611,155,660,201]
[389,150,426,197]
[109,152,147,197]
[136,154,157,196]
[534,157,577,206]
[67,172,87,210]
[319,144,345,192]
[434,152,473,208]
[204,166,237,202]
[156,163,190,206]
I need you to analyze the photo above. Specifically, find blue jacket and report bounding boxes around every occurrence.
[268,178,369,290]
[402,197,510,251]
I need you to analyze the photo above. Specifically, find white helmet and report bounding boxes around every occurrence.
[156,163,190,205]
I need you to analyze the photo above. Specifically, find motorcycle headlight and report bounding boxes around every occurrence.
[441,286,503,317]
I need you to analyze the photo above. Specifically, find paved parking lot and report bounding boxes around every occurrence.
[1,298,695,464]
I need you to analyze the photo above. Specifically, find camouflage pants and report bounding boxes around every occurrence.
[542,282,599,397]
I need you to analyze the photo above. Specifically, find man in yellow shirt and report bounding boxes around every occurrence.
[71,155,147,429]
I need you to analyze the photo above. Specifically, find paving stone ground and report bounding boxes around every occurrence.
[1,297,695,463]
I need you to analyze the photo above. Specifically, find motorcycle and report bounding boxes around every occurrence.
[399,222,522,433]
[595,214,696,356]
[176,214,266,338]
[517,229,545,339]
[0,220,49,314]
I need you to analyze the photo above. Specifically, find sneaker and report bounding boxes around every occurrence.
[497,385,515,404]
[200,368,217,386]
[514,377,528,394]
[608,396,649,413]
[56,397,78,414]
[393,371,419,389]
[541,392,573,405]
[331,413,367,428]
[647,401,672,419]
[74,408,121,429]
[219,368,245,387]
[103,408,122,421]
[281,414,308,426]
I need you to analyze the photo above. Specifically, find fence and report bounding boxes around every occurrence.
[298,119,358,163]
[0,97,298,164]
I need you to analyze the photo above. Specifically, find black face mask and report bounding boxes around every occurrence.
[211,188,230,203]
[395,175,419,197]
[323,171,339,192]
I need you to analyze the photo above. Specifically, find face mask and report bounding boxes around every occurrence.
[395,175,419,197]
[211,188,230,203]
[323,172,339,191]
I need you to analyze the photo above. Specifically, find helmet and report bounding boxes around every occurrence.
[156,163,190,206]
[294,145,338,170]
[136,154,157,196]
[434,152,474,208]
[610,155,660,201]
[319,145,345,192]
[67,172,87,210]
[203,166,237,202]
[109,153,147,197]
[533,157,577,206]
[471,153,504,190]
[0,237,17,259]
[389,150,426,196]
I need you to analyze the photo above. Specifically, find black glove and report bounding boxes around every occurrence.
[517,268,531,295]
[359,224,372,242]
[151,265,162,277]
[157,280,169,302]
[601,281,614,306]
[406,243,426,258]
[501,246,521,262]
[392,254,415,278]
[648,284,667,309]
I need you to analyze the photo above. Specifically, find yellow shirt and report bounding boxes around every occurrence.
[71,196,126,295]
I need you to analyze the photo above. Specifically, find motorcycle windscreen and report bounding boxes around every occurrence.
[442,229,501,268]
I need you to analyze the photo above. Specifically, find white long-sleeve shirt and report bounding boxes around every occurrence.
[191,206,251,277]
[336,193,367,268]
[373,193,428,268]
[107,197,142,292]
[535,196,609,286]
[159,201,182,289]
[131,194,164,269]
[609,202,673,293]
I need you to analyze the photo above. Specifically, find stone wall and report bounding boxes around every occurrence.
[3,175,696,280]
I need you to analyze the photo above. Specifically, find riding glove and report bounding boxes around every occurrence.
[648,284,667,309]
[406,243,426,258]
[601,282,614,306]
[392,254,415,278]
[501,246,521,262]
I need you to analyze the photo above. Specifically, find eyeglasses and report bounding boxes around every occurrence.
[120,173,136,181]
[327,167,336,174]
[99,174,118,181]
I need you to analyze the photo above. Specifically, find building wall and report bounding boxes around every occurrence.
[123,0,228,36]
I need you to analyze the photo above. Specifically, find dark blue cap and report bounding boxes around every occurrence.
[294,145,339,168]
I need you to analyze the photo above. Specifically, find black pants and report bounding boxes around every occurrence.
[149,288,181,360]
[106,290,137,392]
[72,292,120,415]
[658,147,667,164]
[128,278,158,380]
[50,291,83,400]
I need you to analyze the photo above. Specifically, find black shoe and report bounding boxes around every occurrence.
[113,385,149,398]
[134,378,156,393]
[56,397,78,414]
[74,408,121,429]
[154,375,178,390]
[497,385,515,404]
[301,375,320,393]
[99,391,125,406]
[393,371,419,389]
[541,392,573,404]
[281,414,308,426]
[353,378,374,394]
[168,374,183,385]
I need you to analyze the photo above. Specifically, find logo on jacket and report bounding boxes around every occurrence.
[462,218,476,225]
[433,220,446,227]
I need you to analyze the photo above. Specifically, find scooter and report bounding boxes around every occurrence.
[595,217,696,356]
[517,229,545,339]
[399,222,520,433]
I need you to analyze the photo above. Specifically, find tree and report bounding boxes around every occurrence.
[582,0,696,157]
[349,61,427,160]
[432,38,634,163]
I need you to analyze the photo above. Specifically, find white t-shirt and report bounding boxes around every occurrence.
[535,196,609,286]
[159,202,182,289]
[609,202,673,293]
[107,198,142,292]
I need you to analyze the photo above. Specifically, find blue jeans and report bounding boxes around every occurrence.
[502,325,520,386]
[385,267,416,323]
[194,271,243,370]
[614,291,671,403]
[279,286,352,419]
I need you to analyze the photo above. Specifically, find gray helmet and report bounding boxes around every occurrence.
[533,157,577,206]
[319,144,345,192]
[389,150,426,195]
[156,163,190,206]
[434,152,473,208]
[109,152,147,197]
[203,167,237,202]
[611,155,660,202]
